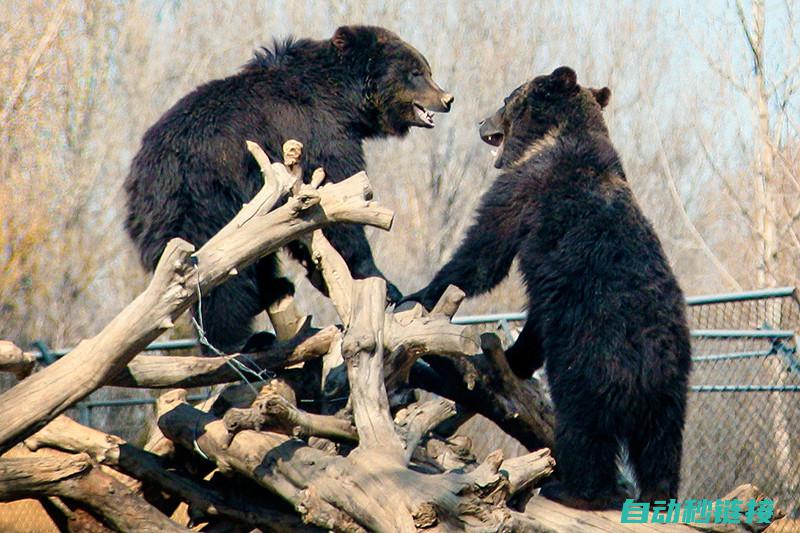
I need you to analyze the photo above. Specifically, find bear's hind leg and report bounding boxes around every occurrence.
[194,267,263,354]
[505,318,544,378]
[256,255,295,309]
[627,395,685,502]
[546,410,623,509]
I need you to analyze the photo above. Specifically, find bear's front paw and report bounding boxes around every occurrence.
[386,281,403,305]
[240,331,277,353]
[505,345,543,379]
[397,289,437,312]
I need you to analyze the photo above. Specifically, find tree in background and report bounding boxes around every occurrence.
[0,0,798,348]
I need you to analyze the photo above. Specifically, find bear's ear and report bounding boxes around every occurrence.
[590,87,611,108]
[549,66,577,93]
[332,26,378,54]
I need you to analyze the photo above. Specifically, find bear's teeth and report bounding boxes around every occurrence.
[490,148,498,157]
[415,105,434,126]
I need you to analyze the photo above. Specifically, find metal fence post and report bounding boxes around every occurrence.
[78,402,91,426]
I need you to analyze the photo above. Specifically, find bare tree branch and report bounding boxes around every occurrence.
[0,1,69,127]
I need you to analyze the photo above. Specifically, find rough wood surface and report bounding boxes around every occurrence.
[412,329,556,451]
[159,396,556,533]
[152,232,559,532]
[0,448,189,533]
[0,340,35,380]
[159,401,360,532]
[688,484,785,533]
[343,278,403,454]
[22,415,308,531]
[110,324,337,388]
[1,138,759,532]
[395,398,458,462]
[0,140,393,454]
[222,379,358,443]
[268,295,309,341]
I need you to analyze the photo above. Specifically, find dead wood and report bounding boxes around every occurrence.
[0,140,393,454]
[40,495,113,533]
[268,294,309,341]
[223,379,357,444]
[395,397,458,462]
[0,135,710,532]
[159,401,362,532]
[110,323,337,388]
[159,396,555,532]
[153,231,557,532]
[309,232,557,455]
[0,340,35,380]
[411,327,556,451]
[21,415,308,531]
[0,448,188,533]
[523,496,711,533]
[688,483,784,533]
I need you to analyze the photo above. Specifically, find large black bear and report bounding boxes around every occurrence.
[125,26,452,353]
[404,67,691,509]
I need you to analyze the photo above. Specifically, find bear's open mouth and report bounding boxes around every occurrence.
[413,103,435,128]
[482,132,504,146]
[480,131,505,167]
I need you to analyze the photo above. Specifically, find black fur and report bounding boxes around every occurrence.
[125,26,452,352]
[405,67,691,507]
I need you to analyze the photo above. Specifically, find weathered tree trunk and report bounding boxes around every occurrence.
[0,448,189,533]
[21,415,310,531]
[110,323,338,388]
[0,141,393,454]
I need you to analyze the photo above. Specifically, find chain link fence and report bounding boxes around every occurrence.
[1,288,798,530]
[682,288,800,524]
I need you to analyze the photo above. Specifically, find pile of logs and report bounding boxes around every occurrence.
[0,142,787,532]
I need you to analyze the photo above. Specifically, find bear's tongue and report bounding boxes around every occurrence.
[414,104,435,127]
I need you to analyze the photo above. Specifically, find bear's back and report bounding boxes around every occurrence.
[123,61,364,270]
[516,138,688,373]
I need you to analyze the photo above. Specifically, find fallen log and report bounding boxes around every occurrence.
[412,326,556,451]
[0,448,188,533]
[222,379,358,444]
[22,415,310,531]
[110,323,338,388]
[159,392,555,532]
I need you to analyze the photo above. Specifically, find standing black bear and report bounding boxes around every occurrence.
[404,67,691,508]
[125,26,452,353]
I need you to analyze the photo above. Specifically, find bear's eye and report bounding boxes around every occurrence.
[411,69,423,78]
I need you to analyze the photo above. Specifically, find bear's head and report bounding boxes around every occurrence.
[332,25,453,136]
[479,66,610,169]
